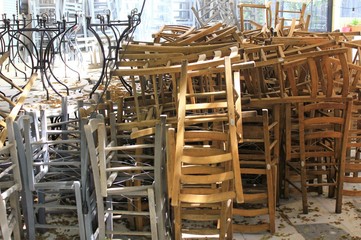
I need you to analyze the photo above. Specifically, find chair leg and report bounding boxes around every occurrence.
[73,182,86,240]
[10,192,23,240]
[22,187,36,240]
[267,167,276,233]
[97,199,106,240]
[300,162,309,214]
[105,197,113,239]
[148,188,159,240]
[174,205,181,240]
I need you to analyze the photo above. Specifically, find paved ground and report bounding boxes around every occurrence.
[235,191,361,240]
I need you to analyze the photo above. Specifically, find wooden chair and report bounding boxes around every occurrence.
[241,44,286,98]
[169,57,244,239]
[0,73,37,146]
[118,42,239,68]
[0,117,23,240]
[152,25,195,43]
[282,48,350,98]
[274,2,310,36]
[165,23,223,46]
[84,115,168,239]
[238,1,272,33]
[108,113,171,239]
[111,65,179,123]
[343,99,361,197]
[233,107,280,234]
[285,98,352,214]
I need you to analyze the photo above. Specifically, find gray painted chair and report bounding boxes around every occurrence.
[13,108,87,240]
[0,117,23,240]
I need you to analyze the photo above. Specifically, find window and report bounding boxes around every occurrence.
[340,0,361,17]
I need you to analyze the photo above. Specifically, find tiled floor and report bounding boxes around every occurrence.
[234,192,361,240]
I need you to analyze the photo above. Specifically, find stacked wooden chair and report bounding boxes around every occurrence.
[169,57,244,239]
[233,106,280,233]
[298,99,351,213]
[238,1,272,43]
[282,46,353,214]
[274,2,310,37]
[0,118,23,240]
[340,99,361,198]
[238,1,272,32]
[341,40,361,198]
[152,25,195,44]
[241,44,286,98]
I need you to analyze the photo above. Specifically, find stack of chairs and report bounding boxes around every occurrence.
[241,44,286,98]
[274,2,310,36]
[0,118,23,240]
[282,45,353,214]
[169,57,245,239]
[233,107,280,233]
[238,1,272,43]
[152,25,195,44]
[84,114,169,239]
[13,98,89,239]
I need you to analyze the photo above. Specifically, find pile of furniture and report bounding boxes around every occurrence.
[1,1,361,239]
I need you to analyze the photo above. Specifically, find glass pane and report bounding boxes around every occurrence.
[307,0,330,32]
[269,0,330,32]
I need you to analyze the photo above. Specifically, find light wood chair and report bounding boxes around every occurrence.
[241,44,286,98]
[152,25,195,43]
[274,2,310,36]
[233,107,280,234]
[170,57,244,239]
[343,100,361,197]
[238,1,272,33]
[285,98,352,214]
[282,48,350,98]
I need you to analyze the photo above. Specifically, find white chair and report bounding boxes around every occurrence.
[84,115,168,239]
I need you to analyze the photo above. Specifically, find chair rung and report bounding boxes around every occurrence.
[243,192,267,202]
[33,204,77,210]
[107,230,151,236]
[186,91,226,97]
[241,168,266,175]
[181,228,219,235]
[35,224,80,230]
[232,223,270,233]
[344,176,361,183]
[185,102,227,110]
[233,207,268,217]
[306,182,336,187]
[182,212,221,221]
[106,166,154,172]
[105,210,150,216]
[180,191,235,204]
[343,189,361,196]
